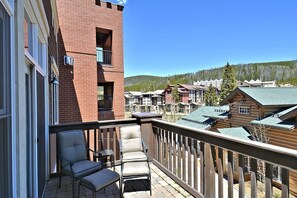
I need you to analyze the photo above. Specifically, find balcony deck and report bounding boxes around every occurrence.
[48,115,297,198]
[44,163,194,198]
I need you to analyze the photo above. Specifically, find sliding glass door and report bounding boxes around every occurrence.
[0,2,12,197]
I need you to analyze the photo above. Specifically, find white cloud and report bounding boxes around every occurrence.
[117,0,127,5]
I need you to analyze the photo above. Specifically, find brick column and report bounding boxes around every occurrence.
[132,113,162,160]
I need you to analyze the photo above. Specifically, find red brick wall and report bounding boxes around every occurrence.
[181,93,189,103]
[165,92,172,104]
[57,0,124,123]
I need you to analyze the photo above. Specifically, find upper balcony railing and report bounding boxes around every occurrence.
[49,113,297,198]
[96,47,112,65]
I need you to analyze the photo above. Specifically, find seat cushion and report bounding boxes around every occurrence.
[122,151,147,163]
[122,162,150,177]
[63,160,101,178]
[81,169,120,191]
[120,125,143,153]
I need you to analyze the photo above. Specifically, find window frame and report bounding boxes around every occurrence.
[238,106,250,115]
[97,82,114,110]
[96,28,113,66]
[0,8,7,115]
[0,2,12,198]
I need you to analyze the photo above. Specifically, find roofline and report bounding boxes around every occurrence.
[279,107,297,120]
[202,115,229,120]
[220,87,262,107]
[251,121,294,131]
[261,104,297,108]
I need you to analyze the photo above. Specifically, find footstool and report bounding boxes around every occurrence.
[78,169,120,198]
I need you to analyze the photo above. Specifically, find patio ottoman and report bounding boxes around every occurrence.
[78,169,120,197]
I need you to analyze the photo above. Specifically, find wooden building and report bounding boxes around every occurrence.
[177,87,297,196]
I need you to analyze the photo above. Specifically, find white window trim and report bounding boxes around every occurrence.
[24,4,49,193]
[24,0,49,43]
[0,2,16,197]
[0,0,13,16]
[238,106,250,115]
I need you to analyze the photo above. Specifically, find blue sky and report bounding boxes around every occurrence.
[115,0,297,77]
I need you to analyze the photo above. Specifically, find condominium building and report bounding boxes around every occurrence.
[57,0,125,122]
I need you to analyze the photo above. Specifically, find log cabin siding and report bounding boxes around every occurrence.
[212,120,230,131]
[267,128,297,195]
[262,107,286,118]
[220,91,297,195]
[214,94,261,133]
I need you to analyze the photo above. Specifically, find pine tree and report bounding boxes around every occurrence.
[219,62,237,102]
[205,84,218,106]
[171,86,180,104]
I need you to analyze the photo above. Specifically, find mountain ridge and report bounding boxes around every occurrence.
[125,60,297,92]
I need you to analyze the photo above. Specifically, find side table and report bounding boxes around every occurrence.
[93,149,115,171]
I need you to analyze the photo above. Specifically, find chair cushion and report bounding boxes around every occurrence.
[120,125,143,153]
[80,169,120,191]
[58,130,87,167]
[63,160,101,178]
[122,162,150,177]
[122,151,147,163]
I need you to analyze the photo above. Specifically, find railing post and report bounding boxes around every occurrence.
[132,113,162,160]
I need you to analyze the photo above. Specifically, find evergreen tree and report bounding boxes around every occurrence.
[205,84,218,106]
[219,62,237,102]
[172,86,180,104]
[171,86,180,121]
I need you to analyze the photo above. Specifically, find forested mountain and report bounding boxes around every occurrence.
[125,60,297,92]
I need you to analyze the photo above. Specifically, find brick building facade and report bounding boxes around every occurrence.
[57,0,125,123]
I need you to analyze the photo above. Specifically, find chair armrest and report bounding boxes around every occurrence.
[142,141,149,153]
[118,139,123,155]
[87,148,96,153]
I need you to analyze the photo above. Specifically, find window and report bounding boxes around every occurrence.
[239,106,250,114]
[0,3,12,197]
[96,28,112,65]
[0,9,5,113]
[98,83,113,110]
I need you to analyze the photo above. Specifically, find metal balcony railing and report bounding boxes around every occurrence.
[96,48,112,65]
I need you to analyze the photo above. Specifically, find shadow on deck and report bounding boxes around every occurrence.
[44,163,193,198]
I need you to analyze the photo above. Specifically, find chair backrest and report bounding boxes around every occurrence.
[120,125,143,153]
[57,130,87,167]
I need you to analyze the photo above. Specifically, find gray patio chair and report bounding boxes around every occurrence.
[57,130,102,197]
[119,125,152,196]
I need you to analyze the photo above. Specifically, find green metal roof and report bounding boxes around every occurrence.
[251,105,297,130]
[217,127,252,141]
[176,106,229,129]
[175,119,211,130]
[238,87,297,106]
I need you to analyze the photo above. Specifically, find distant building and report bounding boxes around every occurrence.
[238,79,277,87]
[164,84,207,105]
[124,90,164,113]
[194,79,223,90]
[124,91,142,106]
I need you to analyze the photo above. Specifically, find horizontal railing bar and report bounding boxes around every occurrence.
[152,119,297,170]
[49,118,137,133]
